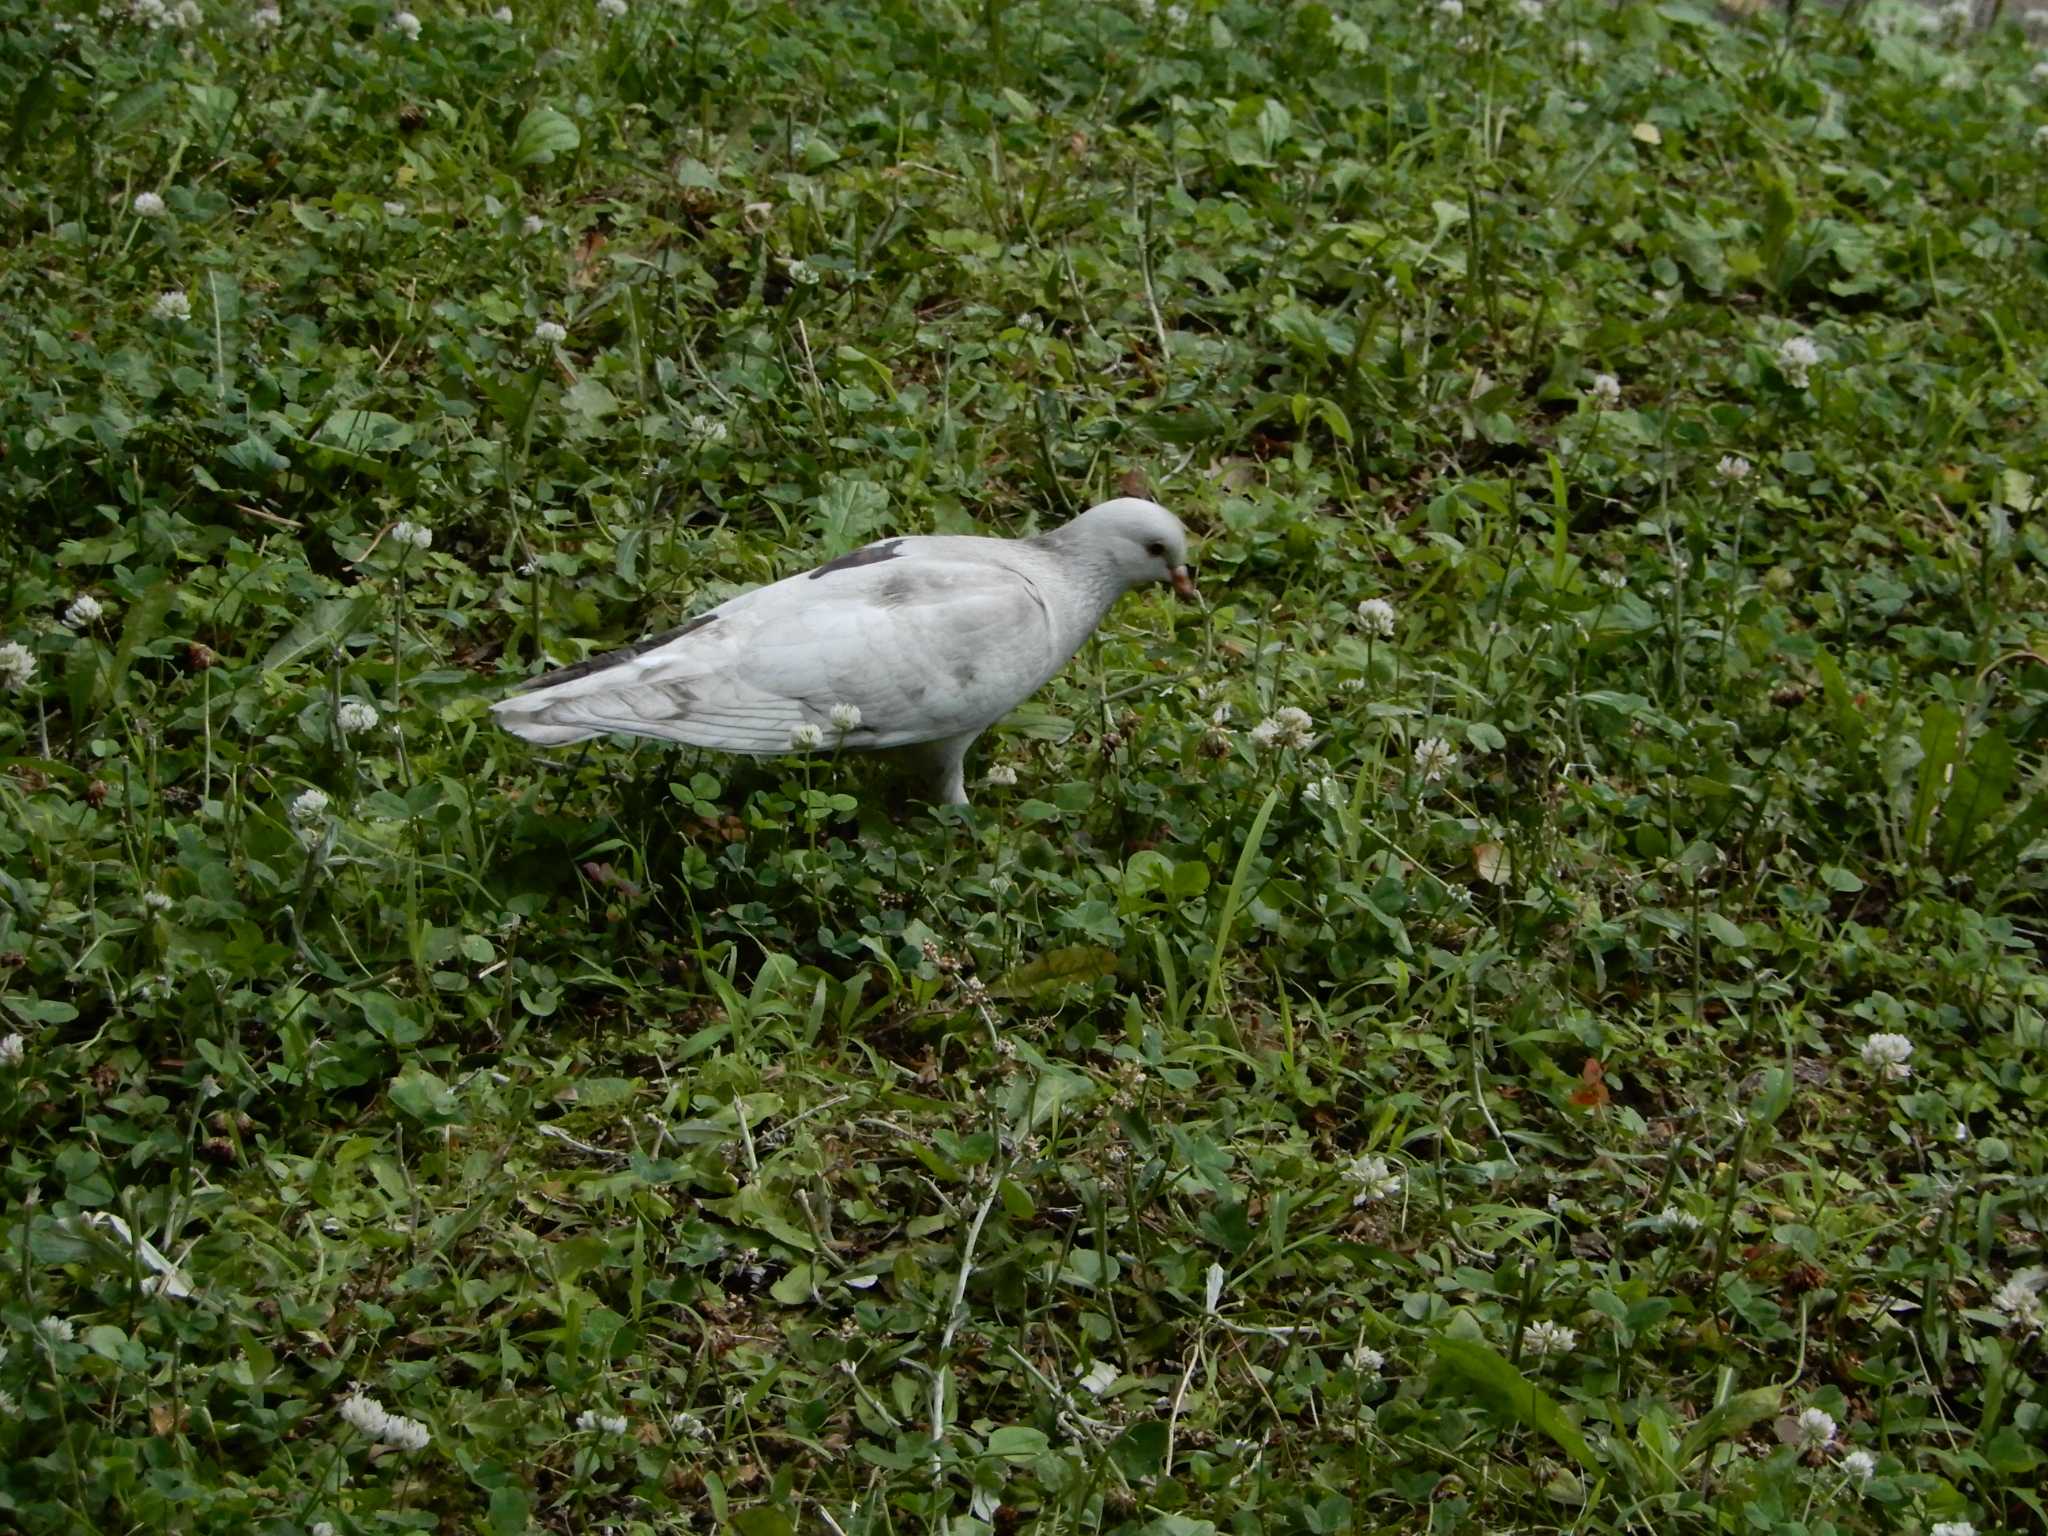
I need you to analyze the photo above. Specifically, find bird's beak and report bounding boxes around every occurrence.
[1171,566,1197,600]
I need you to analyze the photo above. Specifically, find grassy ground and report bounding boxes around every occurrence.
[3,0,2047,1532]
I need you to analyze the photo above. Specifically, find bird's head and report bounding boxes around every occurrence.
[1071,497,1196,599]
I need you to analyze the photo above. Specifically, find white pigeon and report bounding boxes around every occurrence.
[491,497,1195,804]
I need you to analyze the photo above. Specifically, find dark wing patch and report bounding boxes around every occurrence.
[807,539,905,580]
[510,611,719,694]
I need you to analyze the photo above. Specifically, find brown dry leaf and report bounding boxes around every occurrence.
[1569,1058,1610,1110]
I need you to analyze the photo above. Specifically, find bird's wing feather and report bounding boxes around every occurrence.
[491,539,1067,752]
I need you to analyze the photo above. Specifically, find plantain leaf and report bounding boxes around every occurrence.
[1676,1385,1783,1468]
[987,945,1118,998]
[1433,1337,1600,1473]
[509,105,580,167]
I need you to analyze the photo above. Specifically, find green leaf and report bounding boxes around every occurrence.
[486,1485,532,1536]
[769,1263,821,1305]
[810,477,890,557]
[987,945,1117,998]
[985,1426,1051,1459]
[1432,1338,1599,1472]
[1909,703,1964,856]
[388,1065,462,1126]
[1205,786,1281,1021]
[108,578,178,706]
[705,1185,818,1253]
[1703,912,1747,948]
[261,593,377,674]
[315,409,412,453]
[1749,1065,1795,1131]
[1109,1421,1169,1480]
[1676,1385,1784,1469]
[509,106,581,168]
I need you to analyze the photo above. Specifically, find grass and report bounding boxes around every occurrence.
[2,0,2047,1532]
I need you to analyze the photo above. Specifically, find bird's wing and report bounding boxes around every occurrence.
[490,538,1066,752]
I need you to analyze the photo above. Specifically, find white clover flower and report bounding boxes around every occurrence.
[1349,1345,1386,1374]
[1795,1407,1837,1448]
[152,290,192,321]
[382,200,407,217]
[0,1388,17,1416]
[1341,1153,1402,1205]
[1716,454,1751,482]
[252,4,283,28]
[1250,706,1314,752]
[1930,1523,1976,1536]
[62,595,105,628]
[143,890,173,912]
[1207,701,1233,728]
[521,212,545,235]
[1302,774,1343,806]
[1076,1360,1119,1398]
[534,319,568,345]
[1859,1032,1914,1080]
[789,722,824,750]
[1588,372,1622,408]
[390,9,421,38]
[290,787,330,822]
[310,1524,336,1536]
[829,702,863,733]
[339,1391,430,1451]
[670,1410,708,1439]
[1521,1320,1577,1357]
[985,763,1019,787]
[1989,1269,2046,1328]
[1777,334,1821,388]
[1563,37,1594,63]
[596,0,627,14]
[336,700,379,735]
[1164,1,1188,23]
[0,1034,24,1068]
[172,0,200,23]
[1412,735,1459,782]
[783,258,821,286]
[1840,1448,1876,1486]
[576,1408,630,1433]
[1650,1204,1702,1233]
[1515,0,1544,17]
[1355,597,1397,637]
[39,1316,75,1344]
[0,642,38,691]
[684,412,730,447]
[390,520,432,550]
[1436,0,1464,18]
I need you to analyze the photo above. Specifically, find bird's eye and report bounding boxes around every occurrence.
[1144,540,1166,558]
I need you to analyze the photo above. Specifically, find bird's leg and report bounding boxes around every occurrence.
[908,730,981,806]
